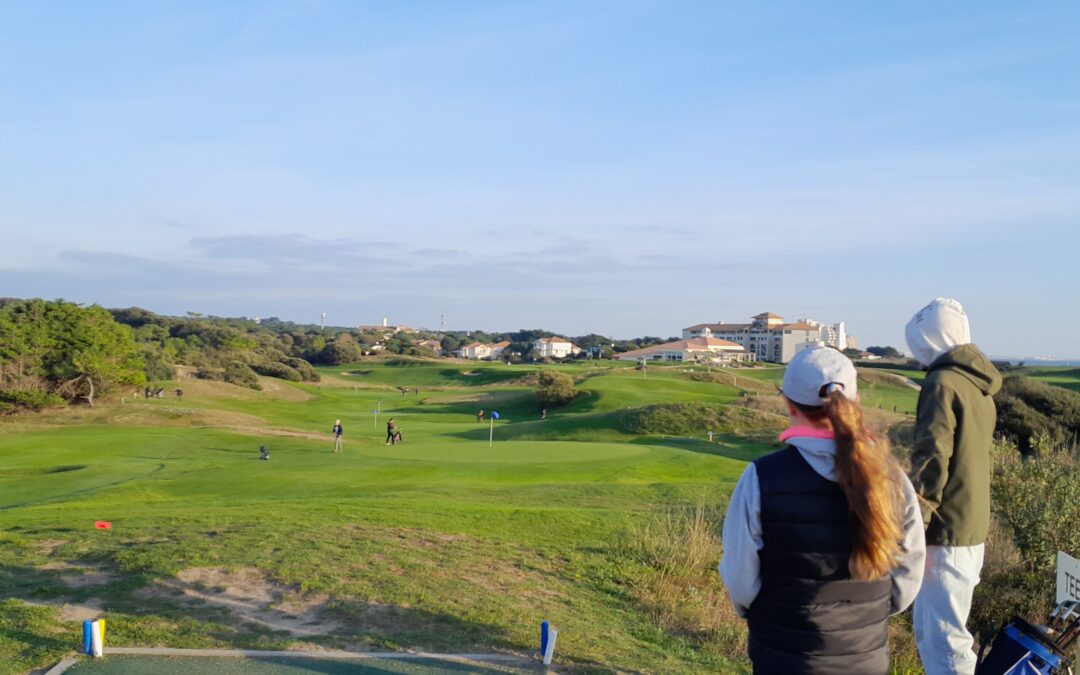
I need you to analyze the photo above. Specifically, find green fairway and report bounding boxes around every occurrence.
[0,359,767,674]
[0,358,924,673]
[1020,366,1080,392]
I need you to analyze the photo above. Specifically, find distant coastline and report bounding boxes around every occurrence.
[997,358,1080,367]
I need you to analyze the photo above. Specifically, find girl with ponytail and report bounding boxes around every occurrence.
[720,346,926,674]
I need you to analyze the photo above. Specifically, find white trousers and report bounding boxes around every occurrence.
[914,544,985,675]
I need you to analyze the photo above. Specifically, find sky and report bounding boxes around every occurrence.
[1,2,1078,357]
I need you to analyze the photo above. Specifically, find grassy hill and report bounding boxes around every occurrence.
[0,358,921,673]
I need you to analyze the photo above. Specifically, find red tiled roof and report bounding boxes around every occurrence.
[618,337,745,358]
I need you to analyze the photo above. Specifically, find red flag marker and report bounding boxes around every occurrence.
[94,521,112,530]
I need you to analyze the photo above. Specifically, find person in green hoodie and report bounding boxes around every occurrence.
[906,298,1002,675]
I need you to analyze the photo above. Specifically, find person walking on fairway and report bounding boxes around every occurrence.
[385,418,396,445]
[906,298,1001,675]
[720,346,925,674]
[332,419,344,453]
[477,409,484,423]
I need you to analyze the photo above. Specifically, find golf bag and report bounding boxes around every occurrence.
[391,431,402,445]
[977,601,1078,675]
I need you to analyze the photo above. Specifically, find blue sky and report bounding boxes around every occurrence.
[1,2,1077,356]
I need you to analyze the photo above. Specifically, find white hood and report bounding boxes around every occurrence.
[905,297,971,368]
[788,435,839,481]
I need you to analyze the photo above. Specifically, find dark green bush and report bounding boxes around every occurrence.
[536,369,577,406]
[250,362,302,382]
[0,390,67,412]
[193,367,223,381]
[995,376,1080,455]
[223,362,261,390]
[992,439,1080,574]
[281,357,320,382]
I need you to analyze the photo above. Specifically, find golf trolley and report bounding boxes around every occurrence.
[977,600,1079,675]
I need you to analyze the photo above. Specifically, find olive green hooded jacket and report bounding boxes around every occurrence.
[910,344,1002,547]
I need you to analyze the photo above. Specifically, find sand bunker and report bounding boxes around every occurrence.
[140,567,341,636]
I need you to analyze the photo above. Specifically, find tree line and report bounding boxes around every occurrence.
[0,298,678,412]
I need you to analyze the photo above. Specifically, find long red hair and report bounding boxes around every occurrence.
[792,391,904,580]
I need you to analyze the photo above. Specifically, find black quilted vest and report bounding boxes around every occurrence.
[747,445,892,675]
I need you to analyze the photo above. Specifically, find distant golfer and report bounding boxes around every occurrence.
[175,387,183,400]
[259,445,270,460]
[332,419,344,453]
[540,408,547,420]
[385,418,397,445]
[477,409,484,423]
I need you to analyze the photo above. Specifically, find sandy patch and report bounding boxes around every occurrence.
[23,597,105,623]
[139,567,342,636]
[61,570,116,588]
[33,539,70,556]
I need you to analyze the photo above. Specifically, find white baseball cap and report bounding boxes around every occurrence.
[781,345,858,407]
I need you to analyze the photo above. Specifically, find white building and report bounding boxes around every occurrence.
[615,337,754,364]
[459,341,510,360]
[682,312,847,363]
[533,337,581,359]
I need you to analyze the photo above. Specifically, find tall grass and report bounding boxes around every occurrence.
[625,504,748,657]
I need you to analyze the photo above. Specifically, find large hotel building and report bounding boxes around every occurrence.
[682,312,847,364]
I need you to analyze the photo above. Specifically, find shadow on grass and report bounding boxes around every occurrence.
[68,655,542,674]
[628,436,777,463]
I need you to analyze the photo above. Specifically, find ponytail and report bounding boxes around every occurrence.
[825,391,903,579]
[793,392,904,580]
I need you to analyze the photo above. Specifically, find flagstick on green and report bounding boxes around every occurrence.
[488,411,500,447]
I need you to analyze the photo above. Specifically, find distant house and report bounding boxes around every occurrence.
[615,337,754,364]
[416,339,443,356]
[533,337,581,359]
[459,341,510,360]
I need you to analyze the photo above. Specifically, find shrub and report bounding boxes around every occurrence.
[250,361,302,382]
[0,390,66,412]
[194,367,223,381]
[536,369,577,406]
[968,437,1080,645]
[995,376,1080,455]
[223,362,261,390]
[281,357,320,382]
[991,438,1080,574]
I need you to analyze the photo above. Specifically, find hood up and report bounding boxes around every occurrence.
[906,298,971,368]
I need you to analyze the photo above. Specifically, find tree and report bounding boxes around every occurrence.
[536,369,577,407]
[0,300,145,407]
[322,339,362,365]
[50,304,146,406]
[866,345,903,359]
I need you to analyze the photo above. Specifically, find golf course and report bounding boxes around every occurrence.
[1,357,922,673]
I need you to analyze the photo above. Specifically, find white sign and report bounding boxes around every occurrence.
[1058,551,1080,605]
